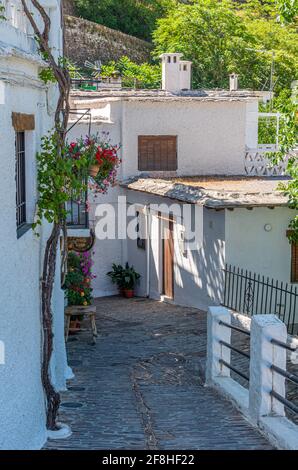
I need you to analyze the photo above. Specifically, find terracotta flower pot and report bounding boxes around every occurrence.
[123,289,134,298]
[89,164,100,178]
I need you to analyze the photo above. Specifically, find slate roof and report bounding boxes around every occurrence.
[121,176,290,209]
[70,88,268,103]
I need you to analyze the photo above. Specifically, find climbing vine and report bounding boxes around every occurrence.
[0,2,5,20]
[20,0,72,431]
[20,0,120,432]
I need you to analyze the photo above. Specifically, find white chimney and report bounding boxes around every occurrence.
[160,53,184,92]
[229,73,239,91]
[179,60,192,90]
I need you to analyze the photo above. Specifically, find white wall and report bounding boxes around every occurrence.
[225,207,295,283]
[71,96,259,180]
[122,100,248,178]
[90,186,126,297]
[0,0,68,449]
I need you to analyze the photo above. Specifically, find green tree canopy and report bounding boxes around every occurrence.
[152,0,298,92]
[101,56,161,88]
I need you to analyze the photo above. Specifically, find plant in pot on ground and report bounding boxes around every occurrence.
[64,251,96,330]
[107,263,140,298]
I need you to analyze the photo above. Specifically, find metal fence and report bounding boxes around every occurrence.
[222,264,298,335]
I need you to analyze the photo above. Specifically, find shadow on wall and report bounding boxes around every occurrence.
[174,210,225,311]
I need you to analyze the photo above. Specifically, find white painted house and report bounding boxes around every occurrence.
[68,53,297,330]
[0,0,70,450]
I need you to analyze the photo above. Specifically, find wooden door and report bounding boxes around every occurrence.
[163,220,174,299]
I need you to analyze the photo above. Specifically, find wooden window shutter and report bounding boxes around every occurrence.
[291,242,298,283]
[12,112,35,131]
[138,136,177,171]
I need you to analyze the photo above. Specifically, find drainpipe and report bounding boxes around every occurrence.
[145,205,151,298]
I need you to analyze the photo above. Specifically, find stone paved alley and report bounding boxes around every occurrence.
[46,297,273,450]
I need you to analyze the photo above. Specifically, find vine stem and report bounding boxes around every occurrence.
[21,0,71,430]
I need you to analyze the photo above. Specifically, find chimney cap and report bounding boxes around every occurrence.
[159,52,184,59]
[229,73,239,91]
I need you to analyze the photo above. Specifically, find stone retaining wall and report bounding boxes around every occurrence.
[64,15,153,67]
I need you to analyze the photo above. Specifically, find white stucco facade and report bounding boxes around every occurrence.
[68,83,295,318]
[225,207,295,283]
[121,99,247,177]
[0,1,69,450]
[70,95,257,179]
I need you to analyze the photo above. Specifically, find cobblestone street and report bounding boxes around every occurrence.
[46,297,273,450]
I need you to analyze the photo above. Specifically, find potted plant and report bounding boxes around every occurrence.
[64,251,96,331]
[107,262,140,298]
[121,263,141,298]
[106,263,125,295]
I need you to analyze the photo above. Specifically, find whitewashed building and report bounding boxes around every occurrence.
[0,0,70,450]
[68,53,297,330]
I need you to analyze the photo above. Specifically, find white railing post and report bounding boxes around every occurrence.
[249,314,287,423]
[206,306,231,385]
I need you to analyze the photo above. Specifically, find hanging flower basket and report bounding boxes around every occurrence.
[66,133,121,197]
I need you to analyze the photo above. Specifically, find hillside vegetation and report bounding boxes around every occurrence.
[72,1,297,92]
[73,0,175,41]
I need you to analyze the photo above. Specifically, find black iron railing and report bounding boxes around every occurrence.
[218,320,250,382]
[270,339,298,416]
[222,264,298,335]
[71,79,103,91]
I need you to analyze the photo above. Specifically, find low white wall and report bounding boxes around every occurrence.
[206,307,298,450]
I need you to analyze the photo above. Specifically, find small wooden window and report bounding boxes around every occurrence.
[138,135,177,171]
[15,131,26,229]
[291,242,298,283]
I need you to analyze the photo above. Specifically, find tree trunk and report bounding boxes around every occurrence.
[41,222,61,430]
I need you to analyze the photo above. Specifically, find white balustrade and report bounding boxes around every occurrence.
[206,306,298,449]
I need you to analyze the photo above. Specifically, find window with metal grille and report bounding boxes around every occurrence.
[138,136,177,171]
[15,131,26,229]
[66,190,88,228]
[291,242,298,283]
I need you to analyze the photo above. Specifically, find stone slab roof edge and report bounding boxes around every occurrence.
[70,89,262,103]
[120,178,290,209]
